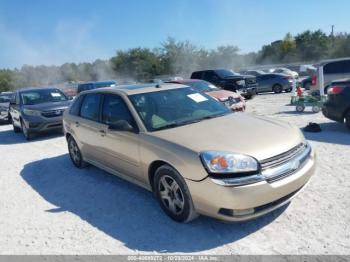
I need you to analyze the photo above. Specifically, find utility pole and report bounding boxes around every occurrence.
[331,25,334,37]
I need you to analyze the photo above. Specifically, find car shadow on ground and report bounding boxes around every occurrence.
[0,128,63,145]
[20,154,287,253]
[303,122,350,146]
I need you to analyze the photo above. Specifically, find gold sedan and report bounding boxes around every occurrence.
[63,83,316,223]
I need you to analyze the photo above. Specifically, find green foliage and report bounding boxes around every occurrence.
[0,69,15,92]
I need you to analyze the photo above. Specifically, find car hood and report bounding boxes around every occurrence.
[206,90,240,101]
[150,113,304,161]
[23,100,71,111]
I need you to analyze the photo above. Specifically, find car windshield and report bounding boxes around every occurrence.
[129,88,231,131]
[185,81,220,92]
[215,69,238,78]
[21,89,68,105]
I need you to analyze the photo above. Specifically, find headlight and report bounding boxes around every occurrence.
[236,80,245,85]
[23,109,41,116]
[201,151,258,173]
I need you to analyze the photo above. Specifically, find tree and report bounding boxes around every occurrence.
[110,48,165,81]
[295,30,330,61]
[0,69,14,92]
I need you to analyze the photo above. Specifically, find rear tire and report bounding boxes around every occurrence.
[273,84,283,94]
[346,110,350,131]
[154,165,198,223]
[68,136,87,168]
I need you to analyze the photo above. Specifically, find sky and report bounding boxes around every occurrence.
[0,0,349,69]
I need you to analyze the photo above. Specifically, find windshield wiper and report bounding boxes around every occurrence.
[154,122,183,131]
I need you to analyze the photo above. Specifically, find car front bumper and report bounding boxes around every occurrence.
[186,147,316,222]
[22,115,64,133]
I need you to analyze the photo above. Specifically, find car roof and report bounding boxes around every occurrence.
[168,79,203,84]
[78,80,116,85]
[318,57,350,66]
[82,83,189,95]
[16,87,60,92]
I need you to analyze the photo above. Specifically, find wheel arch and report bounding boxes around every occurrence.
[148,160,178,192]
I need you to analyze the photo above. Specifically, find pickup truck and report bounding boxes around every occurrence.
[190,69,257,99]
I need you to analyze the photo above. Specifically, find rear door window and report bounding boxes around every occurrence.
[203,71,218,81]
[80,93,102,122]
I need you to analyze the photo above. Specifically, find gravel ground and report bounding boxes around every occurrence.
[0,92,349,255]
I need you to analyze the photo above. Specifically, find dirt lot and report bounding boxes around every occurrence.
[0,92,349,255]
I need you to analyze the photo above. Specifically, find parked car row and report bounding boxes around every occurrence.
[0,79,317,223]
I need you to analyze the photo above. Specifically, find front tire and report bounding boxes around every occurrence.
[12,119,20,133]
[68,136,87,168]
[21,120,32,140]
[154,165,198,223]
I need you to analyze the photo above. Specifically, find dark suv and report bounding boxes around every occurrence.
[190,69,257,99]
[9,87,72,140]
[322,79,350,130]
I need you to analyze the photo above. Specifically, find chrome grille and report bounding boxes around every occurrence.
[41,109,65,118]
[260,143,306,169]
[260,143,311,183]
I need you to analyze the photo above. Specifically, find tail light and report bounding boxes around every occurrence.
[328,86,344,95]
[311,76,317,86]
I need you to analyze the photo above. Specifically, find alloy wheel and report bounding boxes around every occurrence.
[158,175,185,215]
[69,138,81,165]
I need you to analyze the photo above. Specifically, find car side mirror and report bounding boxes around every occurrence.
[108,120,135,132]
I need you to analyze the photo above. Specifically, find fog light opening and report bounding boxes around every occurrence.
[233,208,255,216]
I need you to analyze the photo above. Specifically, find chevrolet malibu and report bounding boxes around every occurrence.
[63,84,316,223]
